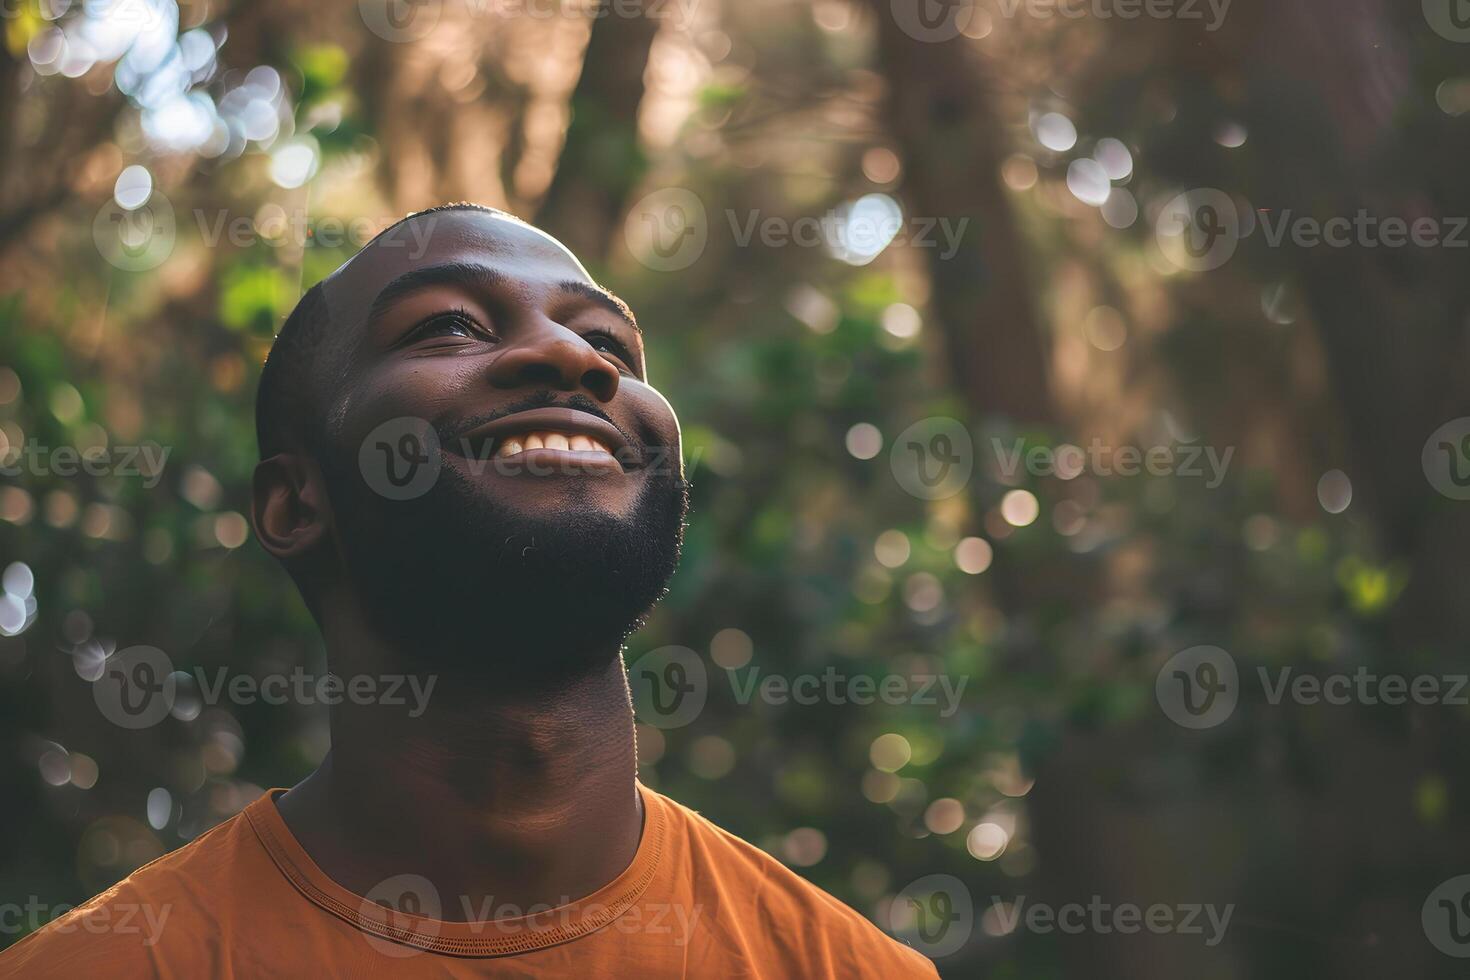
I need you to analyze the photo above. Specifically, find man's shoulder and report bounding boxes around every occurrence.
[0,807,262,978]
[647,787,938,977]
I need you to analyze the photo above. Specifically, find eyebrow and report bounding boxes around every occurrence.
[366,261,640,333]
[367,261,506,324]
[555,280,640,334]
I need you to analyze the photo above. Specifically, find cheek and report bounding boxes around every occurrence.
[625,381,682,464]
[626,379,680,442]
[342,361,481,442]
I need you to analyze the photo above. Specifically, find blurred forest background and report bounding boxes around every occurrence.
[3,0,1470,976]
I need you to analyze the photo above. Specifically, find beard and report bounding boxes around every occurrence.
[321,447,688,688]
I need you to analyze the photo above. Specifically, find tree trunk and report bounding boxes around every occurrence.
[535,5,661,266]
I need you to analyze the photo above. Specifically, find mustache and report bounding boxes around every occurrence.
[435,391,637,449]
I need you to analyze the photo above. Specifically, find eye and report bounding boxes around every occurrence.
[585,330,634,365]
[409,309,486,344]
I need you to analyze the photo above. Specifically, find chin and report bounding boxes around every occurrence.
[325,454,688,683]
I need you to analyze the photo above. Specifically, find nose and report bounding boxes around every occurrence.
[486,322,621,402]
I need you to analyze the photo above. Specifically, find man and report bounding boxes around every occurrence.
[2,205,938,976]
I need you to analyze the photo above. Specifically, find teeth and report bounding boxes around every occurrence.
[492,431,616,459]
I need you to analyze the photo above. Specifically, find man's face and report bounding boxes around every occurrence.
[311,209,687,677]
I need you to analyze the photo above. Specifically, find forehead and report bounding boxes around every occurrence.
[319,210,593,332]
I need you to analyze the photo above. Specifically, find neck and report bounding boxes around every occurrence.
[275,617,643,921]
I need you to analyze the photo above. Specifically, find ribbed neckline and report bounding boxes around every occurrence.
[243,782,667,958]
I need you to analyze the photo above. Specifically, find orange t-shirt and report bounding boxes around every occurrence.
[0,783,937,978]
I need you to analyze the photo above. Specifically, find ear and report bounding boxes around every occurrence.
[250,453,330,560]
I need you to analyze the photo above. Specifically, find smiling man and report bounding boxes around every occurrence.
[0,205,936,977]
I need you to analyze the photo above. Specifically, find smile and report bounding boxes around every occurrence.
[492,430,615,459]
[456,406,635,472]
